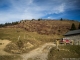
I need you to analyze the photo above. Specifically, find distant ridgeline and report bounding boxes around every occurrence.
[0,21,19,27]
[0,19,80,35]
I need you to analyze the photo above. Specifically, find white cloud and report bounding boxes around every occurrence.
[49,3,65,14]
[0,0,79,23]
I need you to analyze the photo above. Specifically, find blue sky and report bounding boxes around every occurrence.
[0,0,80,23]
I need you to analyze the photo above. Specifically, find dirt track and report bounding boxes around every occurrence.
[0,40,11,55]
[0,40,56,60]
[21,43,56,60]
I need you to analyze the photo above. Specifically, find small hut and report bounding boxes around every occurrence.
[63,29,80,45]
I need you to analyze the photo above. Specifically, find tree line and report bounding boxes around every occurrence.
[0,21,18,28]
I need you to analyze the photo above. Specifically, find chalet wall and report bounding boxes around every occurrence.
[64,34,80,45]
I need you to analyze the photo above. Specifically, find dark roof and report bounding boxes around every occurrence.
[64,29,80,36]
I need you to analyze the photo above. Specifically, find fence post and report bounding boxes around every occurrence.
[56,39,59,50]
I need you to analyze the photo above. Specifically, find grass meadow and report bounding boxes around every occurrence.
[48,45,80,60]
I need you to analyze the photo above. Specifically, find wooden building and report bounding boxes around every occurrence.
[63,29,80,45]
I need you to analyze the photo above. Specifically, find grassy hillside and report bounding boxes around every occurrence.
[0,28,59,53]
[0,28,26,42]
[0,20,80,54]
[0,28,58,42]
[6,20,80,35]
[48,45,80,60]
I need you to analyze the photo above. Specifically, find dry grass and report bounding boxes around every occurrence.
[0,28,59,54]
[0,28,60,42]
[7,20,80,35]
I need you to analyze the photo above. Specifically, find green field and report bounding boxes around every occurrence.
[0,28,55,42]
[48,45,80,60]
[0,28,26,42]
[0,55,22,60]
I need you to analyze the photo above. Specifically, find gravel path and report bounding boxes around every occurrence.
[21,43,56,60]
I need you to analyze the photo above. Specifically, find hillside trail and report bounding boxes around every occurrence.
[0,39,11,55]
[21,42,56,60]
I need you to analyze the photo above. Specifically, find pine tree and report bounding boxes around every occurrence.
[60,18,63,21]
[78,23,80,29]
[70,23,76,30]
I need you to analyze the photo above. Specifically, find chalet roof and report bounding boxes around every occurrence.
[64,29,80,36]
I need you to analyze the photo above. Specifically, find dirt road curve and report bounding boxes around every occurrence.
[0,40,11,55]
[21,43,56,60]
